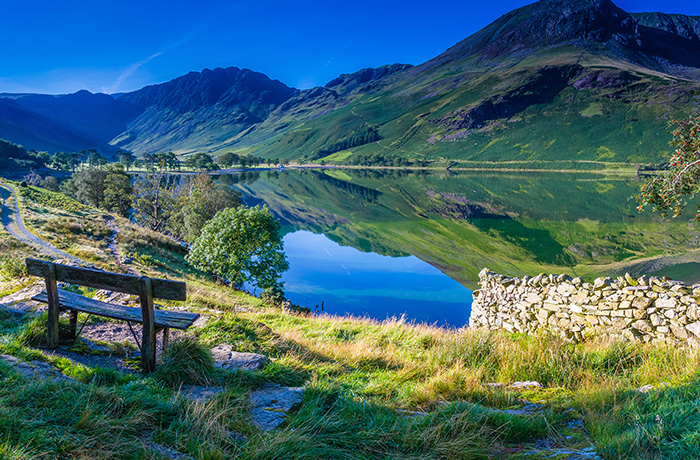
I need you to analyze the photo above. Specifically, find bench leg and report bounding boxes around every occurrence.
[68,310,78,340]
[43,264,60,348]
[139,277,156,374]
[162,328,170,352]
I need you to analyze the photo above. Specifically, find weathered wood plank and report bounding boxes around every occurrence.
[32,289,199,330]
[163,328,170,351]
[140,277,156,373]
[44,263,59,348]
[68,310,78,339]
[26,258,186,300]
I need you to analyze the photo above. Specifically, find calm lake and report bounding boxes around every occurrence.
[218,168,700,328]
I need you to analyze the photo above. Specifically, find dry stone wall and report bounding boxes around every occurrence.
[470,268,700,345]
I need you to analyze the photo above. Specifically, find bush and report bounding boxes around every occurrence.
[154,336,219,387]
[261,285,286,305]
[0,257,27,280]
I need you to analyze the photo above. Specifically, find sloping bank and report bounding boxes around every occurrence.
[470,268,700,345]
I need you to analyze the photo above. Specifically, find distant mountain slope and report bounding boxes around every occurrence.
[0,91,142,155]
[258,0,700,164]
[0,0,699,165]
[110,67,299,153]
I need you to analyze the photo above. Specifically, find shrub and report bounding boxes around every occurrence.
[0,257,27,280]
[154,336,218,387]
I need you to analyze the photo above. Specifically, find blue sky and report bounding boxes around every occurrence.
[1,0,698,95]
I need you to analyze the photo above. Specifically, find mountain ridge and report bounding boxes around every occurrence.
[1,0,699,164]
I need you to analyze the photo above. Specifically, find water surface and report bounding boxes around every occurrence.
[219,168,700,327]
[281,230,471,327]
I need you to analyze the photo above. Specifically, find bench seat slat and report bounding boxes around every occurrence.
[32,289,199,330]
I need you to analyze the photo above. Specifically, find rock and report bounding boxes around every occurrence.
[248,384,305,431]
[509,381,541,390]
[543,301,561,312]
[671,324,689,340]
[593,277,610,289]
[210,344,269,371]
[179,385,225,403]
[0,283,45,306]
[144,442,193,460]
[656,298,677,309]
[502,402,544,415]
[631,320,652,333]
[633,297,653,309]
[1,355,72,381]
[686,321,700,338]
[638,382,671,393]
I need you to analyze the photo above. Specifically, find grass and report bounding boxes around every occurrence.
[16,185,90,213]
[1,276,699,457]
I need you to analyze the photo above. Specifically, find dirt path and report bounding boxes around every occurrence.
[0,182,80,262]
[103,215,140,275]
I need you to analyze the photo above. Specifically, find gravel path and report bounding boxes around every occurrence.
[0,181,80,262]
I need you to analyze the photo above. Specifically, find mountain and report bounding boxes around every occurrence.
[1,0,699,165]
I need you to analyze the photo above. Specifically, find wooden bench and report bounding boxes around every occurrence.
[26,258,199,373]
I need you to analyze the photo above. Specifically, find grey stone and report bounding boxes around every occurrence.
[509,381,541,390]
[686,321,700,338]
[179,385,225,403]
[248,384,305,431]
[145,442,193,460]
[1,355,71,381]
[210,344,269,371]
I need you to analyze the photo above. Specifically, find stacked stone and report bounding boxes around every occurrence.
[470,268,700,345]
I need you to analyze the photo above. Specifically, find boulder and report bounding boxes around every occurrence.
[211,344,269,371]
[248,384,305,431]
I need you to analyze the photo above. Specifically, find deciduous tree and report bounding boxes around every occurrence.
[636,115,700,219]
[132,171,177,232]
[186,205,288,291]
[103,164,133,217]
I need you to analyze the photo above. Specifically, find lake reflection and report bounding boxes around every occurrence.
[281,230,472,328]
[221,168,700,327]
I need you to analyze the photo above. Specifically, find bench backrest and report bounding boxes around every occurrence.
[26,258,186,300]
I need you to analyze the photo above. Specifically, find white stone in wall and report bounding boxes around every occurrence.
[686,321,700,338]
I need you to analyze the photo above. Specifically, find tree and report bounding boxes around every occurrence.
[218,152,238,168]
[186,205,288,291]
[118,151,135,171]
[132,171,177,232]
[170,174,241,243]
[73,167,107,208]
[636,115,700,219]
[163,151,180,171]
[103,164,133,217]
[40,176,60,192]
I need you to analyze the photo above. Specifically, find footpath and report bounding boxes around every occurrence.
[0,181,79,262]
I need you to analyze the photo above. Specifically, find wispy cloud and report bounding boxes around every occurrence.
[103,51,163,94]
[102,29,203,94]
